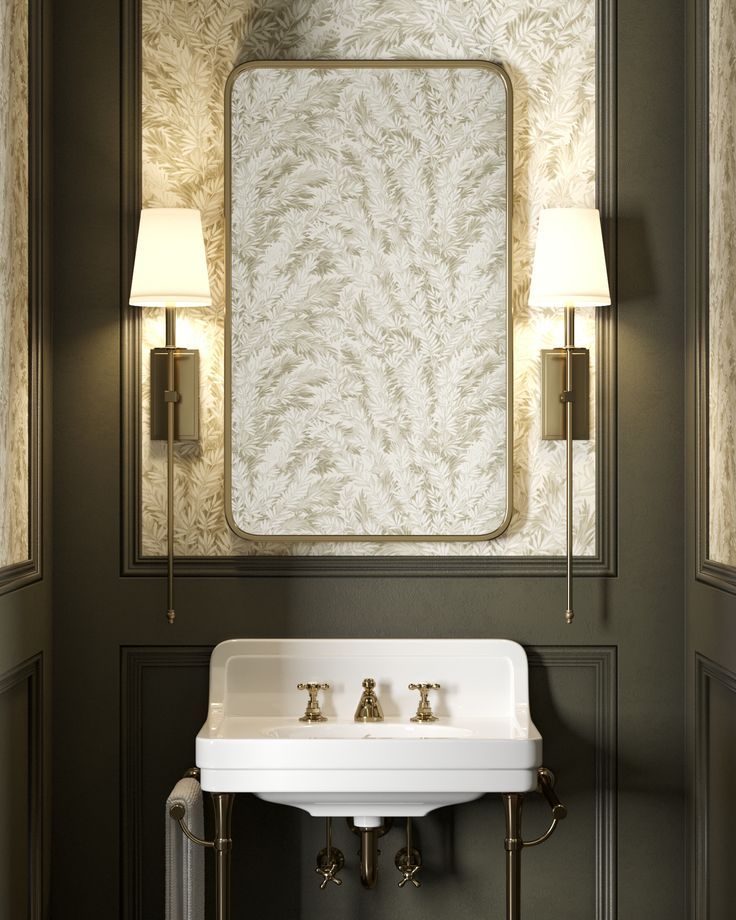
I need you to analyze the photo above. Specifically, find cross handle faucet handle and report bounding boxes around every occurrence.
[297,682,330,722]
[408,683,441,722]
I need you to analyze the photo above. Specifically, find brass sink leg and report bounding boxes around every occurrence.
[502,768,568,920]
[503,793,524,920]
[212,793,235,920]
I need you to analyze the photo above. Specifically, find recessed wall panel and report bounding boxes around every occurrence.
[0,679,30,917]
[122,646,616,920]
[707,0,736,568]
[137,0,602,559]
[0,0,30,572]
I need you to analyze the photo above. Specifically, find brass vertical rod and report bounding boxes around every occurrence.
[212,793,235,920]
[563,305,575,624]
[503,793,524,920]
[165,309,176,624]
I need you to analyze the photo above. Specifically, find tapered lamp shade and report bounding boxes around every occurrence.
[129,208,211,308]
[528,208,610,308]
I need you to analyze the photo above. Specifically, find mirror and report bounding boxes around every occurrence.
[226,60,512,541]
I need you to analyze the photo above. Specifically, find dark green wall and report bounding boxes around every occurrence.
[685,0,736,915]
[0,1,52,916]
[51,0,687,917]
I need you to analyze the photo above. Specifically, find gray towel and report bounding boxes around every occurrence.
[165,777,205,920]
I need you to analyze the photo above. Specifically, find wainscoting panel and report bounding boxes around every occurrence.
[121,645,617,920]
[121,647,212,920]
[0,654,43,920]
[694,654,736,920]
[527,647,617,920]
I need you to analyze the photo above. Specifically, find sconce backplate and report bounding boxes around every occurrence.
[541,348,589,441]
[150,348,199,441]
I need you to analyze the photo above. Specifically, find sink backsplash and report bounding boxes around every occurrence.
[211,638,529,721]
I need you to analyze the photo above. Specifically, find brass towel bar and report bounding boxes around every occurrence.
[169,768,235,920]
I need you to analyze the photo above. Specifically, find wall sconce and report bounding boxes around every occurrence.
[129,208,211,624]
[529,208,610,624]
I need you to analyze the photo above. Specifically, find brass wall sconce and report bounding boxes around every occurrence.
[529,208,610,623]
[129,208,211,623]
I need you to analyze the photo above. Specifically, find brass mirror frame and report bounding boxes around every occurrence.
[224,59,513,543]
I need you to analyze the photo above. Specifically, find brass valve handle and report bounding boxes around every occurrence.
[316,854,343,889]
[297,682,330,722]
[316,818,344,889]
[408,683,441,722]
[395,848,422,888]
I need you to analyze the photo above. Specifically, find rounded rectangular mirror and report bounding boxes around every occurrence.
[226,60,512,541]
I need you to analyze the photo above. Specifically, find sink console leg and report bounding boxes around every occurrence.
[502,793,524,920]
[501,770,568,920]
[212,793,236,920]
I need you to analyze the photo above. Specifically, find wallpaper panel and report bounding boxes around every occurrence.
[0,0,29,569]
[708,0,736,567]
[140,0,597,557]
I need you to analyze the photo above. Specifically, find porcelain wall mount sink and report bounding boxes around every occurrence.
[196,638,542,820]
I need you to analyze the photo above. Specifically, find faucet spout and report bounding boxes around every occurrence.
[354,678,384,722]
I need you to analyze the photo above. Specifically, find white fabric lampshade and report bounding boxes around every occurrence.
[528,208,611,308]
[129,208,212,308]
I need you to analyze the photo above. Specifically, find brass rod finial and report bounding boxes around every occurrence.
[565,609,574,624]
[167,609,176,625]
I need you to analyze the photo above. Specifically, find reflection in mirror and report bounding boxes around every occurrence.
[226,61,512,541]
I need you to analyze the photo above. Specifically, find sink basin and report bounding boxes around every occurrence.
[262,722,476,739]
[196,639,542,818]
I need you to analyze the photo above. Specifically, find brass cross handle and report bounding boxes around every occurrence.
[398,863,421,888]
[316,860,343,889]
[408,683,441,722]
[297,682,330,722]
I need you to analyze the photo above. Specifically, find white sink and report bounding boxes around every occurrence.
[262,722,476,739]
[196,639,542,818]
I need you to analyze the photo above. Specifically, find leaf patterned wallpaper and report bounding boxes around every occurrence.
[228,64,510,539]
[0,0,29,569]
[140,0,598,558]
[708,0,736,568]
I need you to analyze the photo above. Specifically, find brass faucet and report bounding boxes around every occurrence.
[354,678,384,722]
